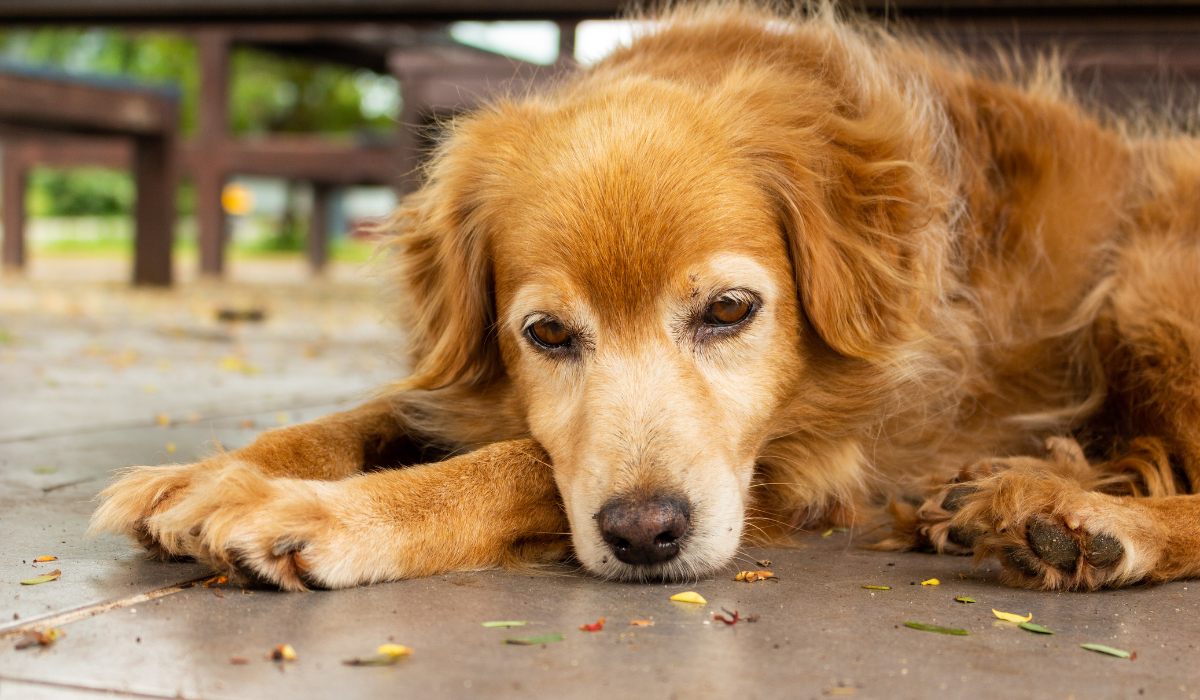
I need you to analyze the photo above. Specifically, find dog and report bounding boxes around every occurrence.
[92,3,1200,592]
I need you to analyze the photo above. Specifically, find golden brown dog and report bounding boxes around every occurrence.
[92,4,1200,591]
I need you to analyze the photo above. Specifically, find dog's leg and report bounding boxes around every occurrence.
[143,440,567,589]
[90,398,414,560]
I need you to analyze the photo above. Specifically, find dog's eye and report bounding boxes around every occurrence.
[704,297,752,326]
[528,319,571,348]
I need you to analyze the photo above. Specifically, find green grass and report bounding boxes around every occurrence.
[30,234,378,262]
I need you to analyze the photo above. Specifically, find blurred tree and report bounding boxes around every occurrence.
[0,28,400,219]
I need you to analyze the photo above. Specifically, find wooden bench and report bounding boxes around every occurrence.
[0,66,179,286]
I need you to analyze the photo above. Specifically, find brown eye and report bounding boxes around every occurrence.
[528,319,571,348]
[704,297,751,326]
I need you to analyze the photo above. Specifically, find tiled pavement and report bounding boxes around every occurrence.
[1,267,1198,699]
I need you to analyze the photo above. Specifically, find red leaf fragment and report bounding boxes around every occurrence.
[580,618,606,632]
[714,608,739,626]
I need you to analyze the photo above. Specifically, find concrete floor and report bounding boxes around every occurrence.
[2,263,1199,699]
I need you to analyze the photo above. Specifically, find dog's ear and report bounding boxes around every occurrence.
[758,107,937,362]
[385,133,503,391]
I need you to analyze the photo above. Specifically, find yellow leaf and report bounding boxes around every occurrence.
[629,620,655,626]
[218,355,245,372]
[992,609,1032,623]
[376,644,413,658]
[920,579,939,586]
[272,644,297,661]
[33,556,57,562]
[166,443,176,453]
[669,591,706,604]
[155,413,171,426]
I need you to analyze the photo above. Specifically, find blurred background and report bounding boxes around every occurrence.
[0,0,1199,286]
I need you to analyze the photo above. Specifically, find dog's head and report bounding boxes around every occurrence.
[391,17,936,580]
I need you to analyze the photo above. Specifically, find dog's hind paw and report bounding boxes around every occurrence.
[944,468,1160,590]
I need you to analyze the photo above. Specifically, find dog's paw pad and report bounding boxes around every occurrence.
[1085,533,1124,568]
[941,485,978,512]
[1027,517,1080,572]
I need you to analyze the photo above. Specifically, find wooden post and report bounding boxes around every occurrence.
[395,84,422,196]
[308,182,331,274]
[1,141,27,271]
[558,20,578,65]
[132,130,177,286]
[195,29,229,277]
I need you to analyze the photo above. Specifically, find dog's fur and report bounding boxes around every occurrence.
[93,4,1200,591]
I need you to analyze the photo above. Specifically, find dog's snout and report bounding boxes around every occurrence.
[597,496,690,566]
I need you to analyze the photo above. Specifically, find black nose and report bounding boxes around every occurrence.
[596,496,690,566]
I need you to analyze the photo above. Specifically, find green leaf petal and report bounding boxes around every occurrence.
[1020,622,1054,634]
[482,621,527,628]
[862,585,891,590]
[21,570,61,585]
[955,597,976,604]
[503,634,565,645]
[905,621,968,635]
[1080,643,1131,658]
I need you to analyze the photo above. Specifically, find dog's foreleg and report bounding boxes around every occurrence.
[133,439,566,589]
[92,398,428,560]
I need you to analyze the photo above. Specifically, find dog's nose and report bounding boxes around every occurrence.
[596,496,690,566]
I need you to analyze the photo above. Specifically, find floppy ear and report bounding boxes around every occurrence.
[759,106,937,362]
[384,135,502,391]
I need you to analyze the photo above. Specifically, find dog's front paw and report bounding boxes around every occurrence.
[144,464,372,590]
[947,470,1159,590]
[90,462,215,560]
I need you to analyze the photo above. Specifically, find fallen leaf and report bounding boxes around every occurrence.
[21,570,61,585]
[921,579,940,586]
[669,591,706,604]
[14,628,65,649]
[343,644,413,666]
[862,585,890,590]
[1020,622,1054,634]
[502,634,565,645]
[992,609,1032,623]
[203,575,228,588]
[822,528,834,537]
[579,618,606,632]
[1080,643,1131,659]
[166,443,176,453]
[955,597,976,604]
[905,621,968,635]
[735,570,778,582]
[481,621,526,628]
[229,657,248,665]
[713,608,739,625]
[629,620,655,627]
[33,556,57,563]
[271,644,297,661]
[155,413,171,426]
